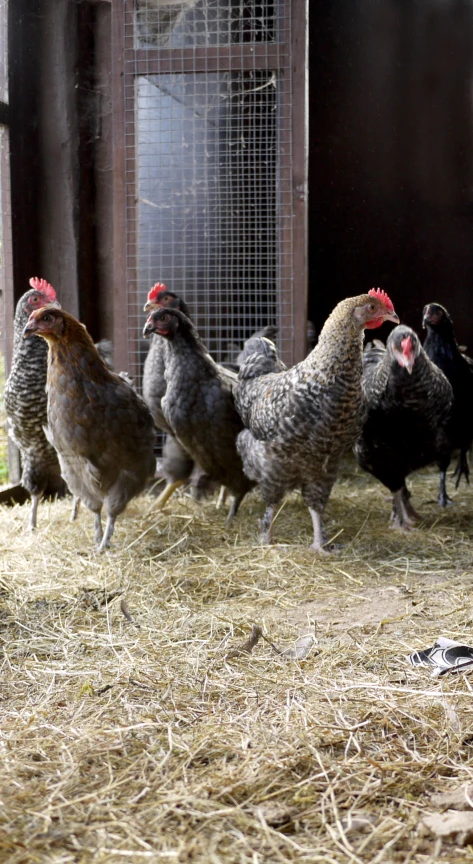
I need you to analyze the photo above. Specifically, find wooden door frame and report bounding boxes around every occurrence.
[110,0,308,373]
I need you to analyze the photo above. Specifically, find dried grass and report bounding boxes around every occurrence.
[2,457,473,862]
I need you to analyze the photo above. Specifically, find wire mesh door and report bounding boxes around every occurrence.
[112,0,307,381]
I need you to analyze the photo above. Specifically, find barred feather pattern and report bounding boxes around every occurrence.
[142,295,200,495]
[235,296,375,516]
[142,334,172,434]
[157,312,254,503]
[4,290,65,498]
[355,325,454,493]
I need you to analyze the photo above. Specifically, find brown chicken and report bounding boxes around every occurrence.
[24,306,156,551]
[235,289,399,551]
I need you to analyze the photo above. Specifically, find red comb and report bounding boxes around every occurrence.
[29,276,57,302]
[148,282,167,301]
[368,287,394,313]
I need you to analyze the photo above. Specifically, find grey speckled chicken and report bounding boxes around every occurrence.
[143,307,254,522]
[235,290,399,552]
[355,325,454,528]
[4,278,66,528]
[24,306,156,552]
[142,283,213,506]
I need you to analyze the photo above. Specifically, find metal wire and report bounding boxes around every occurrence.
[123,0,294,382]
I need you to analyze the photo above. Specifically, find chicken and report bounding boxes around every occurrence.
[142,283,212,506]
[223,325,279,372]
[422,302,473,489]
[143,307,254,521]
[142,284,190,434]
[4,277,66,529]
[236,333,287,377]
[23,306,156,551]
[355,325,454,527]
[235,289,399,551]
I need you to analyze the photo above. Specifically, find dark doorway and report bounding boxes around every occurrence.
[309,0,473,347]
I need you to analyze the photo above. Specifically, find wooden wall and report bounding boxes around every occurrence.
[9,0,113,342]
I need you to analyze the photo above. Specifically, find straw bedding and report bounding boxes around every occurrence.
[1,458,473,862]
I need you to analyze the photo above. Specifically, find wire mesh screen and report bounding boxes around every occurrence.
[135,0,276,50]
[123,0,294,380]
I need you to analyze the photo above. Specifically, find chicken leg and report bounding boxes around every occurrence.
[98,516,116,553]
[226,492,245,526]
[390,486,420,529]
[94,512,103,545]
[29,493,41,531]
[259,504,276,544]
[452,448,470,489]
[309,508,330,555]
[70,496,81,522]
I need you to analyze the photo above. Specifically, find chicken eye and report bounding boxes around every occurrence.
[42,313,53,323]
[161,313,170,323]
[369,303,376,311]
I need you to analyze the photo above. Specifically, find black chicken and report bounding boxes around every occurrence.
[422,302,473,489]
[143,307,254,522]
[355,325,454,528]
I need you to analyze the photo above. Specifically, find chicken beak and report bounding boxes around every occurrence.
[383,311,400,325]
[23,322,37,339]
[143,319,155,338]
[143,301,152,312]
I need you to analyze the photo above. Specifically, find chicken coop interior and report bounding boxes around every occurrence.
[4,2,473,863]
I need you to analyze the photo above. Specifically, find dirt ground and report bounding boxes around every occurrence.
[2,458,473,863]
